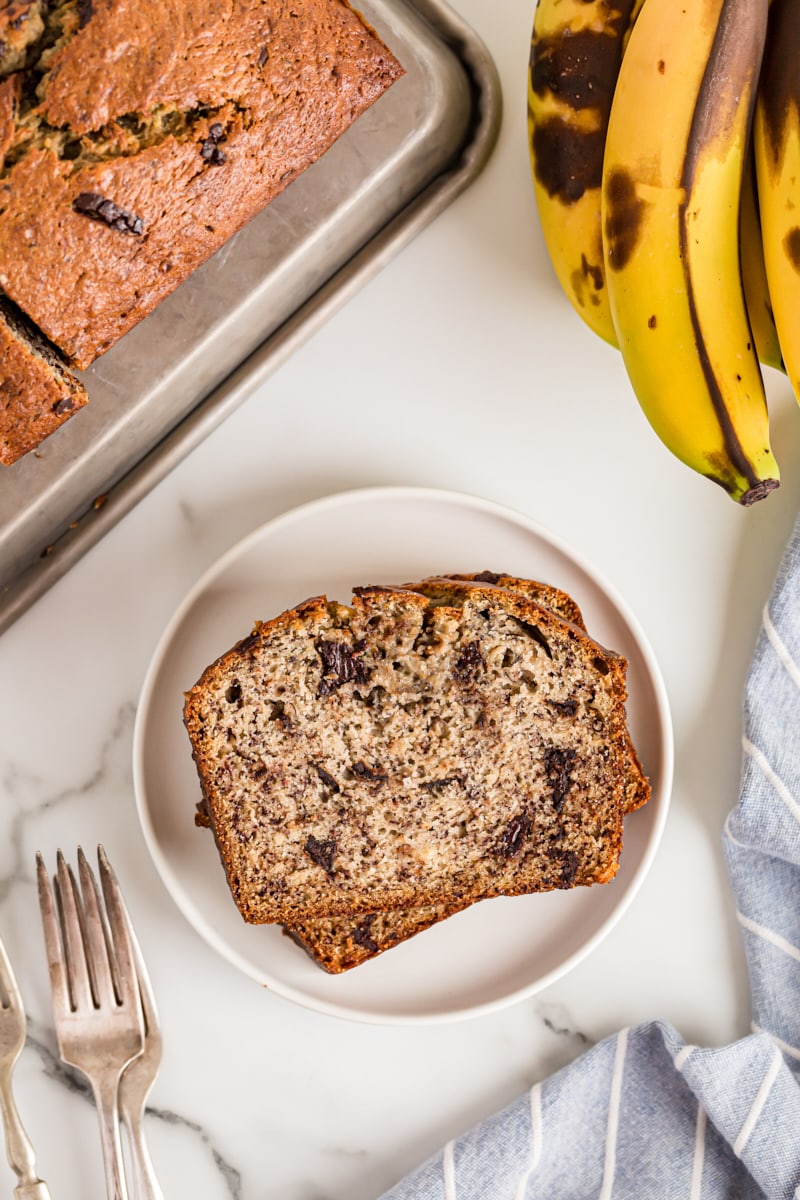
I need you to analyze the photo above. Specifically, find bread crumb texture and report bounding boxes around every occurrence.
[184,579,636,929]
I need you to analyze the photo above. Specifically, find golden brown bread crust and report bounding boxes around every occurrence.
[285,901,467,972]
[0,295,88,464]
[449,571,587,627]
[185,582,629,926]
[0,0,404,367]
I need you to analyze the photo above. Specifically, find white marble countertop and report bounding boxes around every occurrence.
[1,2,800,1196]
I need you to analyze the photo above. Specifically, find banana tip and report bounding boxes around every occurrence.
[739,479,780,506]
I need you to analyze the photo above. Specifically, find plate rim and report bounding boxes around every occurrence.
[132,484,674,1025]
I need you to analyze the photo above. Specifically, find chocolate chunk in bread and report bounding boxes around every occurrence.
[184,583,629,926]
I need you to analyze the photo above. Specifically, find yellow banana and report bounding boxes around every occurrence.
[753,0,800,399]
[528,0,643,347]
[601,0,780,505]
[740,150,784,374]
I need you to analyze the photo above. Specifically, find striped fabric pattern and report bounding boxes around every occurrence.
[379,515,800,1200]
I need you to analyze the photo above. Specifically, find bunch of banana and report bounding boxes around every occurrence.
[528,0,786,505]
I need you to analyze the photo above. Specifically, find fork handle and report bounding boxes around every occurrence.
[91,1073,130,1200]
[122,1105,165,1200]
[0,1076,46,1190]
[13,1185,52,1200]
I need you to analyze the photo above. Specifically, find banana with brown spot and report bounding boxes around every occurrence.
[528,0,643,347]
[753,0,800,399]
[602,0,779,504]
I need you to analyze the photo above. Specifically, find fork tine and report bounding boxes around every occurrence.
[129,920,157,1038]
[77,847,117,1009]
[36,852,71,1018]
[96,846,140,1012]
[54,850,94,1012]
[100,846,160,1048]
[38,849,143,1200]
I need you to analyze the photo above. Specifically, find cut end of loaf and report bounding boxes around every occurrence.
[0,291,87,465]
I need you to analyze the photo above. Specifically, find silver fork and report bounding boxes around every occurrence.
[107,847,165,1200]
[37,848,145,1200]
[0,934,51,1200]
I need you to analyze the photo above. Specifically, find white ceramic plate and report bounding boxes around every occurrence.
[133,486,673,1025]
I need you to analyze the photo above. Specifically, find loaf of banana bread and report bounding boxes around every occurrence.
[184,580,630,926]
[0,0,402,464]
[0,0,403,371]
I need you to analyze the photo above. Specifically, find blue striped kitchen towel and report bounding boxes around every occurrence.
[380,511,800,1200]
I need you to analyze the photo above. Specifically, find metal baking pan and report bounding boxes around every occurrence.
[0,0,501,635]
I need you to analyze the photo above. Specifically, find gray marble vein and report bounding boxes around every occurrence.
[25,1019,242,1198]
[0,701,136,904]
[535,1000,592,1048]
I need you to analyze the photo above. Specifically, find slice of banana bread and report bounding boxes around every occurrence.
[185,581,629,925]
[0,293,87,465]
[284,573,649,972]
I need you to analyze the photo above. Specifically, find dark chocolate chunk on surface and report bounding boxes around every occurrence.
[72,192,144,236]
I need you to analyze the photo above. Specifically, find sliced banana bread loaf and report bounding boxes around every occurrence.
[184,581,629,925]
[0,0,403,370]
